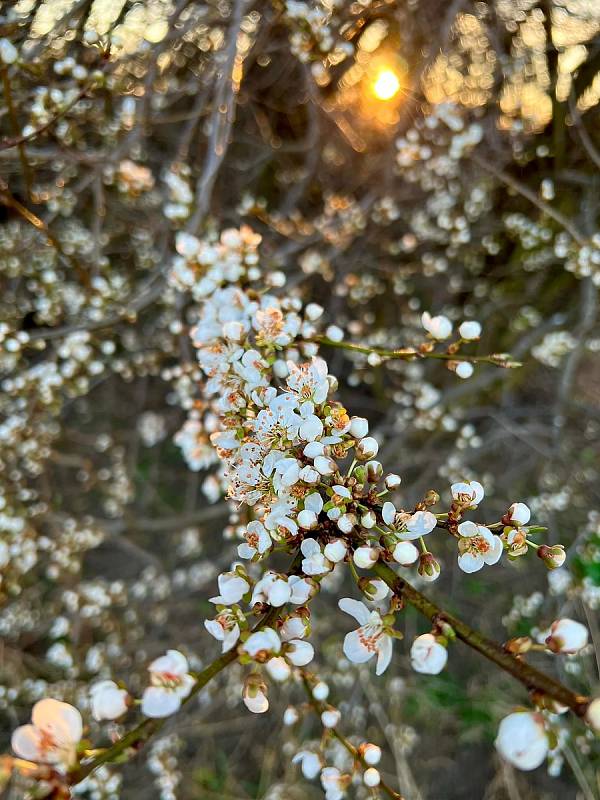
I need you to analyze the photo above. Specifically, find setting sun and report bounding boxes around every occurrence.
[372,68,401,100]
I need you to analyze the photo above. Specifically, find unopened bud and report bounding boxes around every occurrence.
[424,489,440,507]
[585,697,600,732]
[538,544,566,570]
[360,743,382,766]
[366,460,383,482]
[418,553,440,582]
[321,708,341,728]
[243,675,269,714]
[361,510,376,529]
[363,767,381,787]
[505,636,533,655]
[385,473,401,490]
[355,437,379,460]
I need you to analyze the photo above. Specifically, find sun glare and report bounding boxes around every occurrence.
[373,68,401,101]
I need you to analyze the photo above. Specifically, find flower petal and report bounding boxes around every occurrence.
[338,597,370,625]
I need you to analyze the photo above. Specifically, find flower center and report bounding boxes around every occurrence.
[358,624,382,654]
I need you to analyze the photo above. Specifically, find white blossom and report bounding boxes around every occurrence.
[292,750,322,779]
[457,521,503,573]
[204,610,241,653]
[545,618,588,654]
[338,598,393,675]
[141,650,194,718]
[507,502,531,526]
[410,634,448,674]
[210,571,250,605]
[495,712,549,771]
[11,699,82,769]
[459,320,482,340]
[451,480,484,508]
[90,680,128,721]
[393,541,419,565]
[421,312,452,340]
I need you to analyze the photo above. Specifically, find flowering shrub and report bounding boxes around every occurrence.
[1,1,600,798]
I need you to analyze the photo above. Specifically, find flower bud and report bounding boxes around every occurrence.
[303,441,325,459]
[337,513,356,534]
[349,416,369,438]
[459,320,482,340]
[455,361,474,379]
[507,502,531,526]
[0,39,18,65]
[324,538,347,562]
[422,312,452,340]
[283,706,299,725]
[495,712,548,771]
[363,767,381,787]
[537,544,566,569]
[305,303,324,321]
[353,464,367,482]
[410,634,448,674]
[266,656,292,682]
[545,618,588,654]
[353,546,379,569]
[361,510,376,529]
[297,509,318,529]
[325,325,344,342]
[505,636,533,655]
[312,681,329,701]
[321,708,341,728]
[418,552,440,582]
[393,541,419,566]
[366,460,383,482]
[243,675,269,713]
[285,639,314,666]
[314,455,336,475]
[360,743,382,766]
[585,698,600,732]
[355,437,379,460]
[385,473,401,490]
[90,680,129,721]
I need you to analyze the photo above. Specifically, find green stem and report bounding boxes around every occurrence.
[372,561,590,717]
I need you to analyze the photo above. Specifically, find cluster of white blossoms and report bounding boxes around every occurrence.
[8,228,599,792]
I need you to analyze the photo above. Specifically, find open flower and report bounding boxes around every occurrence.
[410,634,448,674]
[451,480,484,508]
[301,538,331,576]
[241,627,281,659]
[204,609,241,653]
[403,510,437,540]
[338,598,393,675]
[141,650,194,718]
[90,680,129,721]
[238,520,272,560]
[507,502,531,526]
[495,711,549,771]
[457,521,502,573]
[12,699,82,769]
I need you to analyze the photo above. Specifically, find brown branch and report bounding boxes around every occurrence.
[300,672,404,800]
[372,561,590,717]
